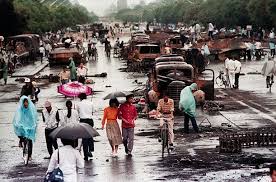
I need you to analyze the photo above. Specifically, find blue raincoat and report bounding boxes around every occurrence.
[179,83,198,117]
[13,96,38,142]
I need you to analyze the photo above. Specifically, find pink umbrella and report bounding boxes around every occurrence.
[58,82,92,97]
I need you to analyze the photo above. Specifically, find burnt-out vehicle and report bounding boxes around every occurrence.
[49,47,86,66]
[135,44,161,69]
[150,55,214,110]
[7,34,40,61]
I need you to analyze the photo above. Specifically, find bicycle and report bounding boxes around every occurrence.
[216,70,230,88]
[20,137,32,166]
[159,117,171,158]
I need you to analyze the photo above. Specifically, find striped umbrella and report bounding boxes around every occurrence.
[57,81,92,97]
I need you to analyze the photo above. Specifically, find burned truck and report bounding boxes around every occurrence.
[149,55,214,110]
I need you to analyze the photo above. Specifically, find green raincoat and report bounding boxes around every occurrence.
[69,58,77,81]
[2,61,8,81]
[179,83,198,117]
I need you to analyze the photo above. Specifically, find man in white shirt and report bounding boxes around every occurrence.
[45,43,52,58]
[77,93,94,161]
[269,29,275,39]
[77,63,88,84]
[255,41,262,60]
[39,45,45,63]
[225,57,236,88]
[42,101,59,159]
[234,58,242,89]
[208,23,214,40]
[224,56,230,84]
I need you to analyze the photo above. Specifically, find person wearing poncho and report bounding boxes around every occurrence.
[179,83,199,134]
[13,96,38,159]
[69,57,77,81]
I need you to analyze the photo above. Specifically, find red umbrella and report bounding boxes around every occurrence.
[57,82,92,97]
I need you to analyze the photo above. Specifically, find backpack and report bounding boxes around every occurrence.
[44,149,64,182]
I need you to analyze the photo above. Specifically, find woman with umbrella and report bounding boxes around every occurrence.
[13,96,38,162]
[47,139,84,182]
[102,98,123,157]
[60,100,79,127]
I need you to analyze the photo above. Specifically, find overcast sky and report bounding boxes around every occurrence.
[78,0,155,16]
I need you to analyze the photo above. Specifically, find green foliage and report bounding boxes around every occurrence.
[114,0,276,29]
[1,0,98,35]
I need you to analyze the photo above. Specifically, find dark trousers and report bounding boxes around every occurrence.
[246,50,251,60]
[80,119,94,158]
[184,113,199,133]
[271,49,275,58]
[19,136,33,157]
[45,128,58,156]
[122,128,134,153]
[234,73,240,88]
[78,76,86,84]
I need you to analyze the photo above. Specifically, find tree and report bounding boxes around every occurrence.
[0,0,26,36]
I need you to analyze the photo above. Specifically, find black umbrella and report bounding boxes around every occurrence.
[50,123,100,140]
[103,91,133,100]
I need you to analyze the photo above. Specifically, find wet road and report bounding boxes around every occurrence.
[0,37,170,182]
[0,37,276,181]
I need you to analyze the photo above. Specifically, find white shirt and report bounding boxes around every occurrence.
[208,23,214,32]
[225,58,230,68]
[77,99,94,119]
[269,32,275,39]
[42,108,59,129]
[45,43,52,51]
[77,67,87,77]
[226,59,236,72]
[47,145,84,182]
[234,60,242,73]
[60,109,79,127]
[39,47,45,55]
[255,42,262,49]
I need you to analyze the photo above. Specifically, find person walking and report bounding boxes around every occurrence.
[47,139,84,182]
[118,94,137,156]
[157,92,175,150]
[42,101,59,159]
[1,59,8,85]
[13,96,38,161]
[208,23,214,40]
[39,45,45,63]
[69,57,77,82]
[60,100,79,126]
[179,83,199,134]
[102,98,123,157]
[269,30,276,58]
[225,57,236,88]
[20,78,35,98]
[77,93,94,161]
[261,57,275,88]
[234,58,242,89]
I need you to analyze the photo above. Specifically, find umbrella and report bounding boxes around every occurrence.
[58,81,92,97]
[103,91,133,100]
[50,123,100,140]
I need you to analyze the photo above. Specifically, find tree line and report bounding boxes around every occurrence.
[113,0,276,29]
[0,0,98,37]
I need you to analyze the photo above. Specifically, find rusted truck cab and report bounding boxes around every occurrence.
[135,44,161,69]
[152,55,214,110]
[167,36,183,53]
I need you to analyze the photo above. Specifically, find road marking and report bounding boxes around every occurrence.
[236,100,276,124]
